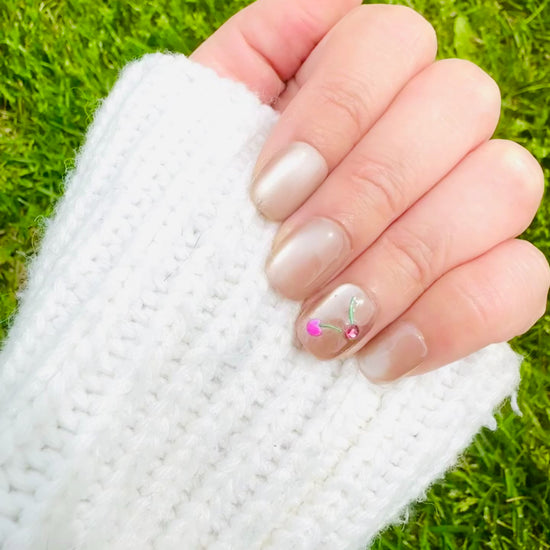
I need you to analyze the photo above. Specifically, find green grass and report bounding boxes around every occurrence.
[1,0,549,547]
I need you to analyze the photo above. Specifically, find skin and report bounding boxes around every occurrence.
[191,0,550,382]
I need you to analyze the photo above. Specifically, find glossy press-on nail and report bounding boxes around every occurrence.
[251,142,328,221]
[357,321,427,382]
[296,284,377,360]
[266,218,351,300]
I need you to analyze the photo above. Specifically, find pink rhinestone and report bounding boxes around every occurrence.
[344,324,359,340]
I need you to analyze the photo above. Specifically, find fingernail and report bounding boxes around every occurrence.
[266,218,351,300]
[251,142,328,221]
[296,283,377,360]
[357,321,427,383]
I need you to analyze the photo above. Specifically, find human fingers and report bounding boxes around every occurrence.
[250,4,437,220]
[356,238,550,382]
[265,59,501,300]
[190,0,361,104]
[293,139,544,362]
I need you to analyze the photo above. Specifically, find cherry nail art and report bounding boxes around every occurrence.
[306,296,360,341]
[297,284,377,360]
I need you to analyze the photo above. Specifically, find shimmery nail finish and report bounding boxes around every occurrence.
[251,142,328,221]
[265,218,351,300]
[357,321,427,382]
[296,284,377,360]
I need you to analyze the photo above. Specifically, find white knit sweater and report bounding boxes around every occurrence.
[0,53,521,550]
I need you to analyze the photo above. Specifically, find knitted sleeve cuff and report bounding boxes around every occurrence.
[0,53,521,550]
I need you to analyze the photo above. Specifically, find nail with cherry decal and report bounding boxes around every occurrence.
[296,283,377,360]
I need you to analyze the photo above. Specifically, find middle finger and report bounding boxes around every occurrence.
[266,58,501,300]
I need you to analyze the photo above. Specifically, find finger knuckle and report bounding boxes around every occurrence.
[518,239,550,293]
[440,58,501,118]
[383,225,440,288]
[490,140,545,216]
[453,275,497,334]
[392,5,437,51]
[537,251,550,293]
[460,240,550,339]
[513,240,550,331]
[413,15,438,60]
[347,156,409,220]
[355,4,437,59]
[372,4,434,33]
[316,77,369,139]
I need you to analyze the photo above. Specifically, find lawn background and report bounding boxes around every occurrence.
[0,0,548,547]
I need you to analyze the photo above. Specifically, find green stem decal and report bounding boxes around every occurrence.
[319,323,343,333]
[348,296,357,325]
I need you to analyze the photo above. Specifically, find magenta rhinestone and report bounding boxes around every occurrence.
[344,324,359,340]
[306,319,323,337]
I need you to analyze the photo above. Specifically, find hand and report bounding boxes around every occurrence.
[191,0,549,382]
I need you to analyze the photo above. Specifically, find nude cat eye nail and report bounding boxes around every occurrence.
[356,321,427,382]
[265,218,351,300]
[295,284,377,360]
[251,142,328,221]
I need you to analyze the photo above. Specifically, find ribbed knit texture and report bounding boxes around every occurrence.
[0,53,521,550]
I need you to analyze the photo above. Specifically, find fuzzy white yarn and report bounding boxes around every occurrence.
[0,53,521,550]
